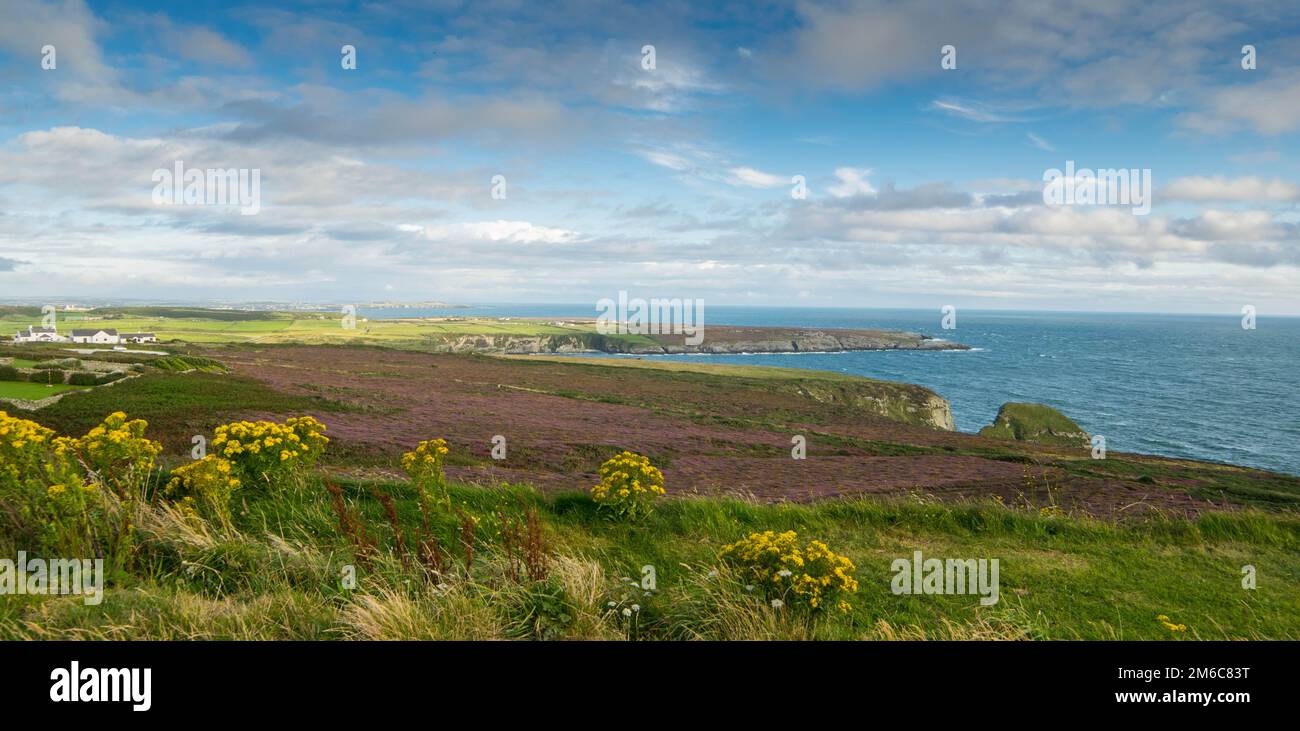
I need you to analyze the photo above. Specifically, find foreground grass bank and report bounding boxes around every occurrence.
[3,473,1296,640]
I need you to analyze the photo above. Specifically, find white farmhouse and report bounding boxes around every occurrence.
[70,328,120,344]
[119,332,158,343]
[13,325,68,343]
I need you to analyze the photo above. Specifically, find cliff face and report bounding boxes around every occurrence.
[426,335,595,354]
[424,329,968,356]
[783,378,955,430]
[631,331,965,354]
[978,402,1090,447]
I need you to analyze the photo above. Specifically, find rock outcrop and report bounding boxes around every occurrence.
[423,328,968,356]
[978,402,1090,448]
[786,378,955,430]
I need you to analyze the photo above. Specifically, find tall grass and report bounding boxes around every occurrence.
[3,471,1298,641]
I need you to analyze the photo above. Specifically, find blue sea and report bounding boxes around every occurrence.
[359,305,1300,476]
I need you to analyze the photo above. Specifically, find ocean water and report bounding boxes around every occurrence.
[359,305,1300,476]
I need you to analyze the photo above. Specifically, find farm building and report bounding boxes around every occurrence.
[69,328,120,344]
[13,325,69,343]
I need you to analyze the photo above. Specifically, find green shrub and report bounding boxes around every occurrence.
[150,355,227,373]
[68,372,99,386]
[97,372,127,385]
[0,365,20,381]
[27,369,66,385]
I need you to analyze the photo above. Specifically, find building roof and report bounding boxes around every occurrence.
[70,328,119,336]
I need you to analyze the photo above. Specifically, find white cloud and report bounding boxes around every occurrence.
[728,166,785,188]
[0,0,115,84]
[417,221,581,244]
[827,168,876,198]
[928,99,1025,123]
[640,149,694,172]
[1027,133,1055,151]
[1178,73,1300,135]
[1164,176,1300,203]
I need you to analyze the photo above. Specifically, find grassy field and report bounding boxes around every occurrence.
[8,371,353,455]
[2,472,1295,640]
[0,381,89,400]
[1,308,600,347]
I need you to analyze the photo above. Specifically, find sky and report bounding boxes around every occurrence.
[0,0,1298,314]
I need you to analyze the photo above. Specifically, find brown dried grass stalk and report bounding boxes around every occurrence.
[324,479,376,564]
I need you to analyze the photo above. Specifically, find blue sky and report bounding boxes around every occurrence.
[1,0,1299,313]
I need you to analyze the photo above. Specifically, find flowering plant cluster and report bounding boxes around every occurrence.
[604,573,655,641]
[590,451,665,521]
[165,455,241,524]
[212,416,328,483]
[0,410,145,559]
[718,530,859,613]
[0,410,56,495]
[75,411,161,491]
[401,438,450,507]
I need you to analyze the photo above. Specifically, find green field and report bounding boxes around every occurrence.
[0,381,89,400]
[8,371,352,454]
[2,308,598,347]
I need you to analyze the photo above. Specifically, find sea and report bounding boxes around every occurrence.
[358,304,1300,476]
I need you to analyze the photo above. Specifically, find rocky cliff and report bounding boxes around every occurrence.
[780,377,955,430]
[424,327,968,356]
[978,402,1090,447]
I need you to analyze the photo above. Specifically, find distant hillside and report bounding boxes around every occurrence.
[90,307,287,321]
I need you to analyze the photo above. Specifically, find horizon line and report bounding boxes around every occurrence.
[3,299,1298,319]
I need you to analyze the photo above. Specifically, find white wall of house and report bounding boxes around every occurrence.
[12,328,68,343]
[71,331,120,344]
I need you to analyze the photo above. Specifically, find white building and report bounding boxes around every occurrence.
[12,325,157,346]
[13,325,68,343]
[70,328,120,344]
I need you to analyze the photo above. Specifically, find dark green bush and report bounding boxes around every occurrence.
[27,369,66,385]
[0,365,20,381]
[150,355,227,373]
[97,372,127,385]
[68,372,99,386]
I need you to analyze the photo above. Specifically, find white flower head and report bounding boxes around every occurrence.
[770,599,784,609]
[744,584,755,592]
[778,569,792,578]
[622,608,632,617]
[631,604,640,612]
